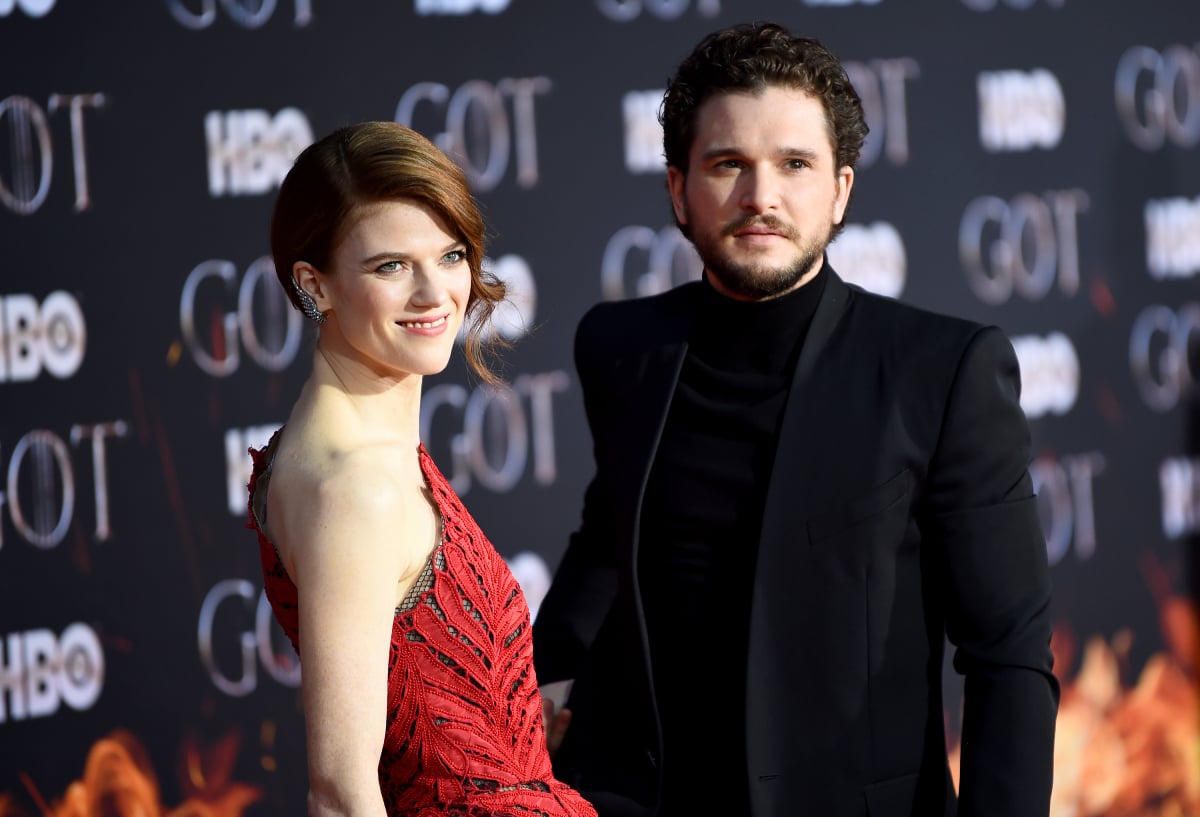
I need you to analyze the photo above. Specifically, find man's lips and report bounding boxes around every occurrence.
[725,217,795,239]
[733,226,785,237]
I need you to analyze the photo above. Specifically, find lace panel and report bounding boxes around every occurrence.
[248,440,594,817]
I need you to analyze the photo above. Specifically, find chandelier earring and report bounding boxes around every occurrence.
[292,278,327,325]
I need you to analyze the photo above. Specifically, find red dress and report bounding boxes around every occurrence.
[247,436,596,817]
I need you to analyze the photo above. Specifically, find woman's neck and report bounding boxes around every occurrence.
[304,344,425,447]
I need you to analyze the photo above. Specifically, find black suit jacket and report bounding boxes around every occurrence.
[533,270,1059,817]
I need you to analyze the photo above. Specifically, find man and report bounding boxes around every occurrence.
[533,22,1058,817]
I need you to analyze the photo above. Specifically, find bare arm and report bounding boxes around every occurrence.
[280,454,418,817]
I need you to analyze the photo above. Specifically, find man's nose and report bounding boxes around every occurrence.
[739,167,782,212]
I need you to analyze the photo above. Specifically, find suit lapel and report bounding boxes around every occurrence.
[620,293,693,560]
[795,269,852,383]
[627,345,688,517]
[612,289,690,712]
[746,270,854,798]
[759,270,853,558]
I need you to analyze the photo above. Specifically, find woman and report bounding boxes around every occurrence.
[246,121,594,817]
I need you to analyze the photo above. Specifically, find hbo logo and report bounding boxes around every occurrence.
[0,623,104,722]
[0,291,86,382]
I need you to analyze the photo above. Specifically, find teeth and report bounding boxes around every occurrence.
[400,316,447,329]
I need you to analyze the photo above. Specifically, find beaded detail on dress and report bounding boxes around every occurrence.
[246,435,595,817]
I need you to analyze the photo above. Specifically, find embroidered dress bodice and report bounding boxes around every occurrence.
[247,433,595,817]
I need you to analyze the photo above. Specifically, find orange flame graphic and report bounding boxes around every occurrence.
[948,555,1200,817]
[0,730,261,817]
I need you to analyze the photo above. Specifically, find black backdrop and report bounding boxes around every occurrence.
[1,1,1198,815]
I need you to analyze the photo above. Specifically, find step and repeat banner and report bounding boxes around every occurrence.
[1,1,1198,815]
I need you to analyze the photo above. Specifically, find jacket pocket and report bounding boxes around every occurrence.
[806,469,913,548]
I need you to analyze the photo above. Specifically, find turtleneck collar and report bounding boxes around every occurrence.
[688,257,829,375]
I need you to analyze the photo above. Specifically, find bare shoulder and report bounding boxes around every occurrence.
[310,442,413,510]
[268,422,427,583]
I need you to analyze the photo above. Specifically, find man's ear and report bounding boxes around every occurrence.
[667,166,688,228]
[293,262,331,312]
[832,165,854,226]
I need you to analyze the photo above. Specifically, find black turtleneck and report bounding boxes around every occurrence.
[638,262,827,815]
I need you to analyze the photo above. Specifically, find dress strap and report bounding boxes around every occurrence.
[250,427,285,533]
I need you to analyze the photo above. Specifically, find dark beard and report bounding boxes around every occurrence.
[686,211,828,300]
[704,244,824,300]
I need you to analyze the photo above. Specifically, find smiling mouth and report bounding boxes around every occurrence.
[397,316,448,329]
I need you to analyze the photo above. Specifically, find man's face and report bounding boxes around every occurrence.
[668,86,853,301]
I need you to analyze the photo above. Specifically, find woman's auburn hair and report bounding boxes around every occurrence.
[270,121,507,384]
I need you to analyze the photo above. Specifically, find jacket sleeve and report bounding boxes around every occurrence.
[920,326,1060,817]
[532,307,621,685]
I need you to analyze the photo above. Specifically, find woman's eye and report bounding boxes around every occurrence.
[377,260,404,273]
[443,250,467,265]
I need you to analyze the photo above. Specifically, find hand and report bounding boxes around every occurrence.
[541,697,572,758]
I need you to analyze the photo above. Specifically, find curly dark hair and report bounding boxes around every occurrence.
[660,22,869,179]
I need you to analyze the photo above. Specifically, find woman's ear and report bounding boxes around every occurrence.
[293,261,331,312]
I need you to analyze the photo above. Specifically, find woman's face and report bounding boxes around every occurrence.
[314,198,472,380]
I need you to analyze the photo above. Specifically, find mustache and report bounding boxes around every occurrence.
[722,214,799,240]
